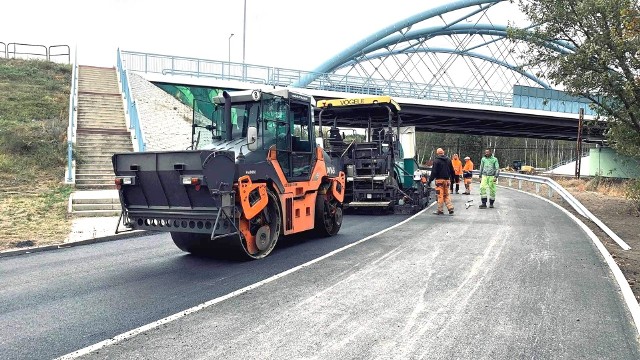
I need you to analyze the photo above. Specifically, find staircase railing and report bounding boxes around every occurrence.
[117,48,145,152]
[65,49,79,184]
[546,149,591,171]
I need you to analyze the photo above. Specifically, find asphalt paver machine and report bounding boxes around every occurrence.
[316,96,430,214]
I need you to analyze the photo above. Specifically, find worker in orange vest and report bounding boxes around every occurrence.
[428,148,456,215]
[462,156,474,195]
[450,154,463,194]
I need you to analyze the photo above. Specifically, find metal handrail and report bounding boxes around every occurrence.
[119,50,513,107]
[7,42,48,60]
[2,42,71,62]
[491,171,631,250]
[65,49,79,184]
[48,45,71,64]
[546,149,591,171]
[117,48,145,151]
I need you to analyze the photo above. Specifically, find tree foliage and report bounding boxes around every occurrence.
[511,0,640,158]
[415,132,586,170]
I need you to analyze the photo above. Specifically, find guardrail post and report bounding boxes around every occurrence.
[508,178,512,187]
[518,180,522,190]
[548,186,553,198]
[535,183,540,194]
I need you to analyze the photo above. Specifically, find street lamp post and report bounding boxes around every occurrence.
[242,0,247,81]
[228,33,234,79]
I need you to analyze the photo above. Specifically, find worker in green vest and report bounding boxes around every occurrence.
[479,149,500,209]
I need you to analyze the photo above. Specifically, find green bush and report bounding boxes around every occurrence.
[626,179,640,212]
[586,173,602,191]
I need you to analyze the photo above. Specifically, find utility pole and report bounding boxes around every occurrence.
[575,108,584,179]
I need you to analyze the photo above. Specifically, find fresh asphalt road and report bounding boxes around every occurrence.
[0,214,409,360]
[81,188,639,360]
[3,188,640,360]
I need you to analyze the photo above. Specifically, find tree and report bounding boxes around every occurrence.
[415,131,583,170]
[510,0,640,158]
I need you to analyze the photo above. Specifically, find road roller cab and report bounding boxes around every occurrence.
[113,89,345,259]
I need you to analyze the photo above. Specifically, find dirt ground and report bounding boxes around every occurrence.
[500,177,640,302]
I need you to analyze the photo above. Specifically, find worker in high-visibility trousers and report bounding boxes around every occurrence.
[428,148,456,215]
[479,149,500,208]
[450,154,463,194]
[462,156,474,195]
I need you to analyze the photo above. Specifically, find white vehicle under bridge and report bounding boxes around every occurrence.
[316,96,431,214]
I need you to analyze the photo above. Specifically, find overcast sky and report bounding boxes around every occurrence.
[1,0,525,71]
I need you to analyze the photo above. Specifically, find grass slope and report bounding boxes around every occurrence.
[0,58,72,250]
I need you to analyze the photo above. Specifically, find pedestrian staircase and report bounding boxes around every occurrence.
[72,65,132,217]
[69,190,121,217]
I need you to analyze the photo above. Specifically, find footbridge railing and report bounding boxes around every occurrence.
[119,50,512,107]
[492,171,630,250]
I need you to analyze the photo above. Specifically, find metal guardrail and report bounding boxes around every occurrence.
[119,50,512,107]
[7,42,47,60]
[117,49,145,152]
[493,171,631,250]
[65,50,79,184]
[48,45,71,64]
[2,42,71,63]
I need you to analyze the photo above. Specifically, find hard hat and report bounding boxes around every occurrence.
[464,156,470,160]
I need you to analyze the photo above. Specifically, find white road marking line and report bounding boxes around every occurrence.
[503,186,640,336]
[56,203,435,359]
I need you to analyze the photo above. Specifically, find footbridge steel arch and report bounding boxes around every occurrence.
[337,47,550,89]
[292,0,572,100]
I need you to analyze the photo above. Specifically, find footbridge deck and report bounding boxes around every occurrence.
[136,71,605,142]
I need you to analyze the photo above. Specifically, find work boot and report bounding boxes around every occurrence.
[448,209,454,215]
[479,199,487,209]
[489,200,495,208]
[433,210,444,215]
[455,184,460,194]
